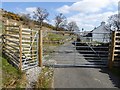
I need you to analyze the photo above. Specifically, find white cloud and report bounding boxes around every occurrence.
[56,0,118,14]
[67,11,117,30]
[56,0,118,30]
[26,7,37,13]
[56,5,70,14]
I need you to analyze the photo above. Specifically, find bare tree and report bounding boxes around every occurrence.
[67,21,79,32]
[105,14,120,31]
[55,13,67,31]
[33,7,49,28]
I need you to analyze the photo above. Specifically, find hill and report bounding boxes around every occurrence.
[0,8,55,30]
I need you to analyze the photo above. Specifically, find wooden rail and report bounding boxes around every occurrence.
[109,31,120,68]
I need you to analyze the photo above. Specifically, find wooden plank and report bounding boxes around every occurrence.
[3,46,19,56]
[109,31,116,69]
[19,25,22,70]
[3,50,19,64]
[5,38,19,44]
[5,30,19,33]
[22,32,31,35]
[22,28,37,32]
[22,30,35,33]
[5,44,19,50]
[25,53,37,55]
[4,25,20,27]
[114,54,120,56]
[116,31,120,33]
[115,36,120,38]
[115,45,120,47]
[3,51,19,68]
[7,43,19,47]
[114,50,120,52]
[22,41,32,43]
[22,37,31,40]
[5,34,19,39]
[22,34,31,36]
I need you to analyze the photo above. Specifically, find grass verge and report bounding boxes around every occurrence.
[35,66,54,89]
[1,56,27,88]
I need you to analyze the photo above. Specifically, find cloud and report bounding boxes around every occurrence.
[56,5,70,14]
[56,0,118,30]
[56,0,118,14]
[67,11,117,30]
[26,7,37,13]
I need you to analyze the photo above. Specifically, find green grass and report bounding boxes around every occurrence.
[44,33,68,41]
[1,56,27,88]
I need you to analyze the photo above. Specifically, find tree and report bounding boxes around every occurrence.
[55,13,67,31]
[105,14,120,31]
[20,14,31,26]
[33,7,49,28]
[67,21,79,32]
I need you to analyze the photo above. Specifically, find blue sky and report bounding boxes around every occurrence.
[2,0,119,31]
[2,2,74,20]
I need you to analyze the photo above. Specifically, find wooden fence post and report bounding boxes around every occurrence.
[109,31,116,69]
[5,20,9,45]
[38,27,43,67]
[19,25,22,70]
[30,29,34,60]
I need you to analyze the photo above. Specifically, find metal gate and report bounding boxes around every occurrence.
[43,31,111,68]
[21,28,39,70]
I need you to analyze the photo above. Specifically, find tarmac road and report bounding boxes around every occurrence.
[54,67,120,88]
[53,41,120,88]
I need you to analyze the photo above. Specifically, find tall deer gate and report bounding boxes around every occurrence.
[43,31,111,68]
[2,25,39,70]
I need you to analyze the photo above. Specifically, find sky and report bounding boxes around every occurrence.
[1,0,119,31]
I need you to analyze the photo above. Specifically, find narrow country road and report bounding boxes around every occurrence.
[54,67,120,88]
[53,41,120,88]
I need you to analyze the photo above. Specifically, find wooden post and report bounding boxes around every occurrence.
[109,31,116,69]
[38,25,43,67]
[5,20,9,45]
[19,25,22,70]
[30,29,34,60]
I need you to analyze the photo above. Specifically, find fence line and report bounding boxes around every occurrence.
[1,20,120,70]
[109,31,120,68]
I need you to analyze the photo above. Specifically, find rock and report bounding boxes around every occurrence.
[26,66,41,88]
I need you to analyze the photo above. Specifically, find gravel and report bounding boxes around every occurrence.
[26,66,41,88]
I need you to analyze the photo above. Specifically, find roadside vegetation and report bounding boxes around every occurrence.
[35,66,54,88]
[1,55,27,88]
